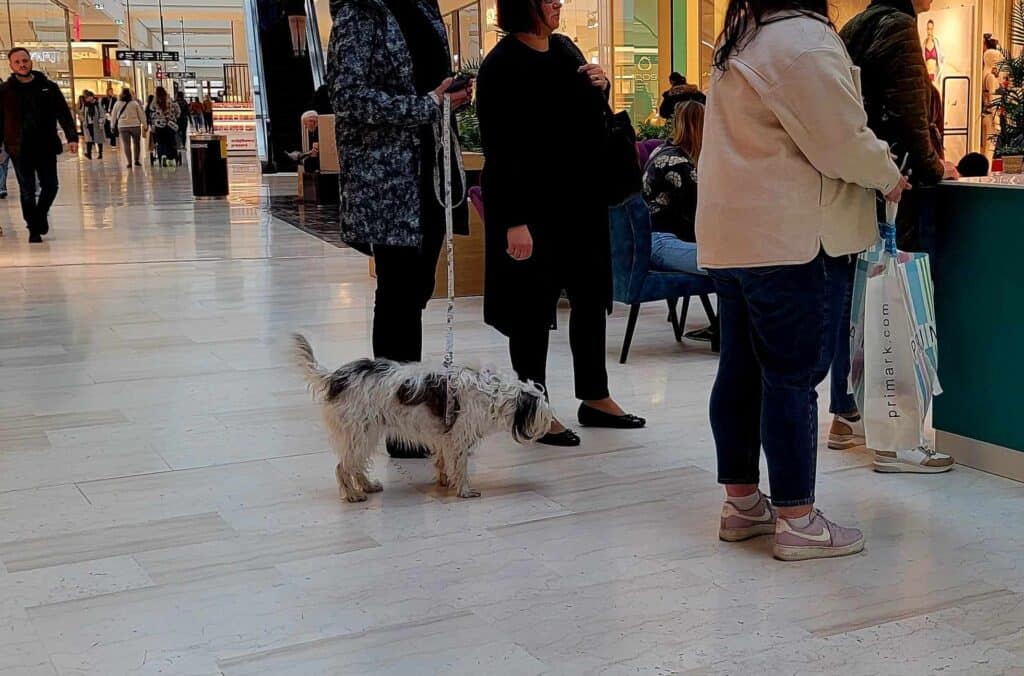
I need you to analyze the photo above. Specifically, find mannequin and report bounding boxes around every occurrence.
[982,44,1003,158]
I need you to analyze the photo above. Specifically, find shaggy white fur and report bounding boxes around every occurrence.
[291,334,552,501]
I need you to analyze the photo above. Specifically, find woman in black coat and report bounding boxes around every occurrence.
[476,0,645,446]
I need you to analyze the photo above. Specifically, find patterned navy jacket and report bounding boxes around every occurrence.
[327,0,449,249]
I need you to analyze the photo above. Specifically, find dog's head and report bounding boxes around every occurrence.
[510,381,552,443]
[457,368,552,442]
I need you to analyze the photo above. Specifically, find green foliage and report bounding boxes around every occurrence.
[992,0,1024,157]
[457,102,482,152]
[637,119,670,141]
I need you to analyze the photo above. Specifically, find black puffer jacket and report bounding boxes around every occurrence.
[840,0,945,186]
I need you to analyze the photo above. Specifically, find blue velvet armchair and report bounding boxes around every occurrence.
[609,194,718,363]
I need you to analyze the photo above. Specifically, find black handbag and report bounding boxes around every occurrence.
[602,107,642,206]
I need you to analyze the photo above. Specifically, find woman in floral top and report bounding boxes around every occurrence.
[642,100,705,276]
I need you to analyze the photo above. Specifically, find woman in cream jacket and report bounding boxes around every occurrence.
[696,0,909,562]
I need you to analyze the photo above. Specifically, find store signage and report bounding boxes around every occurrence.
[164,72,197,79]
[31,51,61,64]
[116,50,180,62]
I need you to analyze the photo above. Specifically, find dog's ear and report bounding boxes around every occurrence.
[396,372,458,428]
[512,389,543,443]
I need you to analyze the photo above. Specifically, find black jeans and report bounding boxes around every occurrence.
[708,251,847,507]
[508,283,610,402]
[371,222,445,363]
[11,153,59,232]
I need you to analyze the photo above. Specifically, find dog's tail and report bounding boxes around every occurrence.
[291,333,331,399]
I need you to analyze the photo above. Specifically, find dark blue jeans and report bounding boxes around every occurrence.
[828,255,858,415]
[708,251,847,507]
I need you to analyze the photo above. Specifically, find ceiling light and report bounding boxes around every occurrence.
[94,2,104,7]
[114,18,123,24]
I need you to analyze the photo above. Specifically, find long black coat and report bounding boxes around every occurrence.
[476,35,612,337]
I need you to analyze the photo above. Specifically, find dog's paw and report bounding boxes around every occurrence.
[364,480,384,493]
[457,488,481,499]
[437,473,450,488]
[344,494,369,503]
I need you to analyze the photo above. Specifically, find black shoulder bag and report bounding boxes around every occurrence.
[552,35,642,205]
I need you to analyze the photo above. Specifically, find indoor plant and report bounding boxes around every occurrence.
[991,0,1024,166]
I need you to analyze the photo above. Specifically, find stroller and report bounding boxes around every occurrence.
[150,124,182,166]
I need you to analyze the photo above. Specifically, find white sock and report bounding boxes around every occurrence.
[728,491,761,511]
[782,512,813,528]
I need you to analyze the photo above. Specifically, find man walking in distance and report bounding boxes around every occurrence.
[0,47,78,243]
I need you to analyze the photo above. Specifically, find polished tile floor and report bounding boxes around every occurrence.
[0,153,1022,676]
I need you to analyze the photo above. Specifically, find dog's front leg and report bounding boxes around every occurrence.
[450,445,480,499]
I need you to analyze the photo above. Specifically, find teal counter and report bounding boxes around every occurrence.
[934,176,1024,481]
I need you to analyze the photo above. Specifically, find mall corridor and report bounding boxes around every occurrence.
[0,156,1022,675]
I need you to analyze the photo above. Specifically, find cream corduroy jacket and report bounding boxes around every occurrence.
[696,12,903,268]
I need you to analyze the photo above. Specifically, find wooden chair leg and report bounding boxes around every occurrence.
[620,304,641,364]
[666,298,682,342]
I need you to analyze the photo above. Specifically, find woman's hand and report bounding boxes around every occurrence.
[431,78,474,111]
[507,225,533,261]
[311,141,320,157]
[578,64,609,91]
[884,176,912,203]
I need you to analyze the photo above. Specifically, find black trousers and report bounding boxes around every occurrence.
[372,221,445,362]
[11,153,59,232]
[508,281,610,402]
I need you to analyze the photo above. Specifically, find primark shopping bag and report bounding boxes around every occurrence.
[849,204,941,451]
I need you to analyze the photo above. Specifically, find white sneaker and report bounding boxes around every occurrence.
[873,446,955,474]
[828,414,865,450]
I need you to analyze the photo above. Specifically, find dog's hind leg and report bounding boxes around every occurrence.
[326,416,368,503]
[352,429,383,494]
[447,441,480,499]
[434,451,449,488]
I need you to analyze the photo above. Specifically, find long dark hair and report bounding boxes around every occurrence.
[713,0,832,71]
[155,86,170,112]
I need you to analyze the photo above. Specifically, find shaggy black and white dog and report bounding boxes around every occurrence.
[292,334,552,501]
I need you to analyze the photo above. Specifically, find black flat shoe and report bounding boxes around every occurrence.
[577,403,646,429]
[386,439,432,459]
[684,325,718,343]
[537,429,581,447]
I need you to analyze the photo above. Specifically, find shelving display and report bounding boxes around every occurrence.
[211,103,257,155]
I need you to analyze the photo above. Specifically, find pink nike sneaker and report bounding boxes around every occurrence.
[719,492,777,542]
[773,509,865,561]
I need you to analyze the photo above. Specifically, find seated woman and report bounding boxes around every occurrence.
[642,100,705,276]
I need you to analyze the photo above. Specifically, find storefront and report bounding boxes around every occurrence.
[3,0,75,104]
[698,0,1017,157]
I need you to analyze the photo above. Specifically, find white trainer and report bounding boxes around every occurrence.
[873,446,955,474]
[828,414,865,450]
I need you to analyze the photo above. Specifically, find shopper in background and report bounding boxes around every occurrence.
[697,0,908,560]
[79,90,105,160]
[189,97,204,131]
[476,0,646,447]
[149,86,180,165]
[840,0,956,251]
[202,95,214,130]
[145,94,155,127]
[327,0,471,458]
[111,88,146,168]
[0,47,78,243]
[834,0,957,474]
[102,86,118,147]
[174,90,189,148]
[643,100,706,276]
[658,71,706,120]
[956,152,990,177]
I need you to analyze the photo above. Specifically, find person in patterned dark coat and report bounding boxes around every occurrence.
[327,0,471,458]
